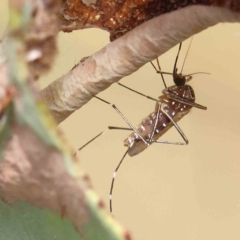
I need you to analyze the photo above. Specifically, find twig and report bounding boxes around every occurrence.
[40,6,240,123]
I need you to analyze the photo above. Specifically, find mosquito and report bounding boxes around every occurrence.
[76,38,209,214]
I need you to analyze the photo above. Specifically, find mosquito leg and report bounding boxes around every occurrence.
[158,71,174,76]
[148,103,187,145]
[75,126,133,156]
[150,61,173,76]
[148,103,161,143]
[111,126,186,146]
[94,96,149,146]
[151,59,168,89]
[180,37,194,74]
[108,126,132,131]
[150,61,158,72]
[161,105,189,144]
[150,62,173,75]
[152,140,186,145]
[117,83,157,101]
[173,42,182,74]
[110,143,133,215]
[156,57,170,89]
[74,131,104,156]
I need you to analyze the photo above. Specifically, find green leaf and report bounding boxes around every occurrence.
[0,200,82,240]
[0,194,127,240]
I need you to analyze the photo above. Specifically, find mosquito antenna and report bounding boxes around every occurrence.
[181,37,193,74]
[109,143,133,215]
[173,42,182,74]
[183,72,211,77]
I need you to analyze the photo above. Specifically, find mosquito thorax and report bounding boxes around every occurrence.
[161,84,195,103]
[124,84,196,156]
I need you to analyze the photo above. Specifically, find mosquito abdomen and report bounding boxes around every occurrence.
[124,85,195,156]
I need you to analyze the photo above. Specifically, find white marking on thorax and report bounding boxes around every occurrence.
[128,138,133,144]
[183,90,186,98]
[134,133,139,139]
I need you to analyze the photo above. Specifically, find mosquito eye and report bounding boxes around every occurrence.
[174,76,186,86]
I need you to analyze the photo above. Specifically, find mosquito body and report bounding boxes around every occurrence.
[76,38,208,214]
[125,84,196,156]
[122,40,208,156]
[109,49,208,211]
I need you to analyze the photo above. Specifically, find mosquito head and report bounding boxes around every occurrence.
[173,68,186,86]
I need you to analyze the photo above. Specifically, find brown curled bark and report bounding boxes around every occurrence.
[60,0,240,40]
[40,6,240,123]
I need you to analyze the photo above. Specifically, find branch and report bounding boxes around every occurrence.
[40,6,240,123]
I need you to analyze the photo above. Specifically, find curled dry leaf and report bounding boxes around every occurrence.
[60,0,240,40]
[26,0,61,77]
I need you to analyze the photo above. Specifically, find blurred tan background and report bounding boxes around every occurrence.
[1,1,240,240]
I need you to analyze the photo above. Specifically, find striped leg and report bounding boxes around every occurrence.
[75,127,132,155]
[161,104,189,145]
[109,142,133,215]
[117,83,157,102]
[94,96,149,146]
[147,103,186,146]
